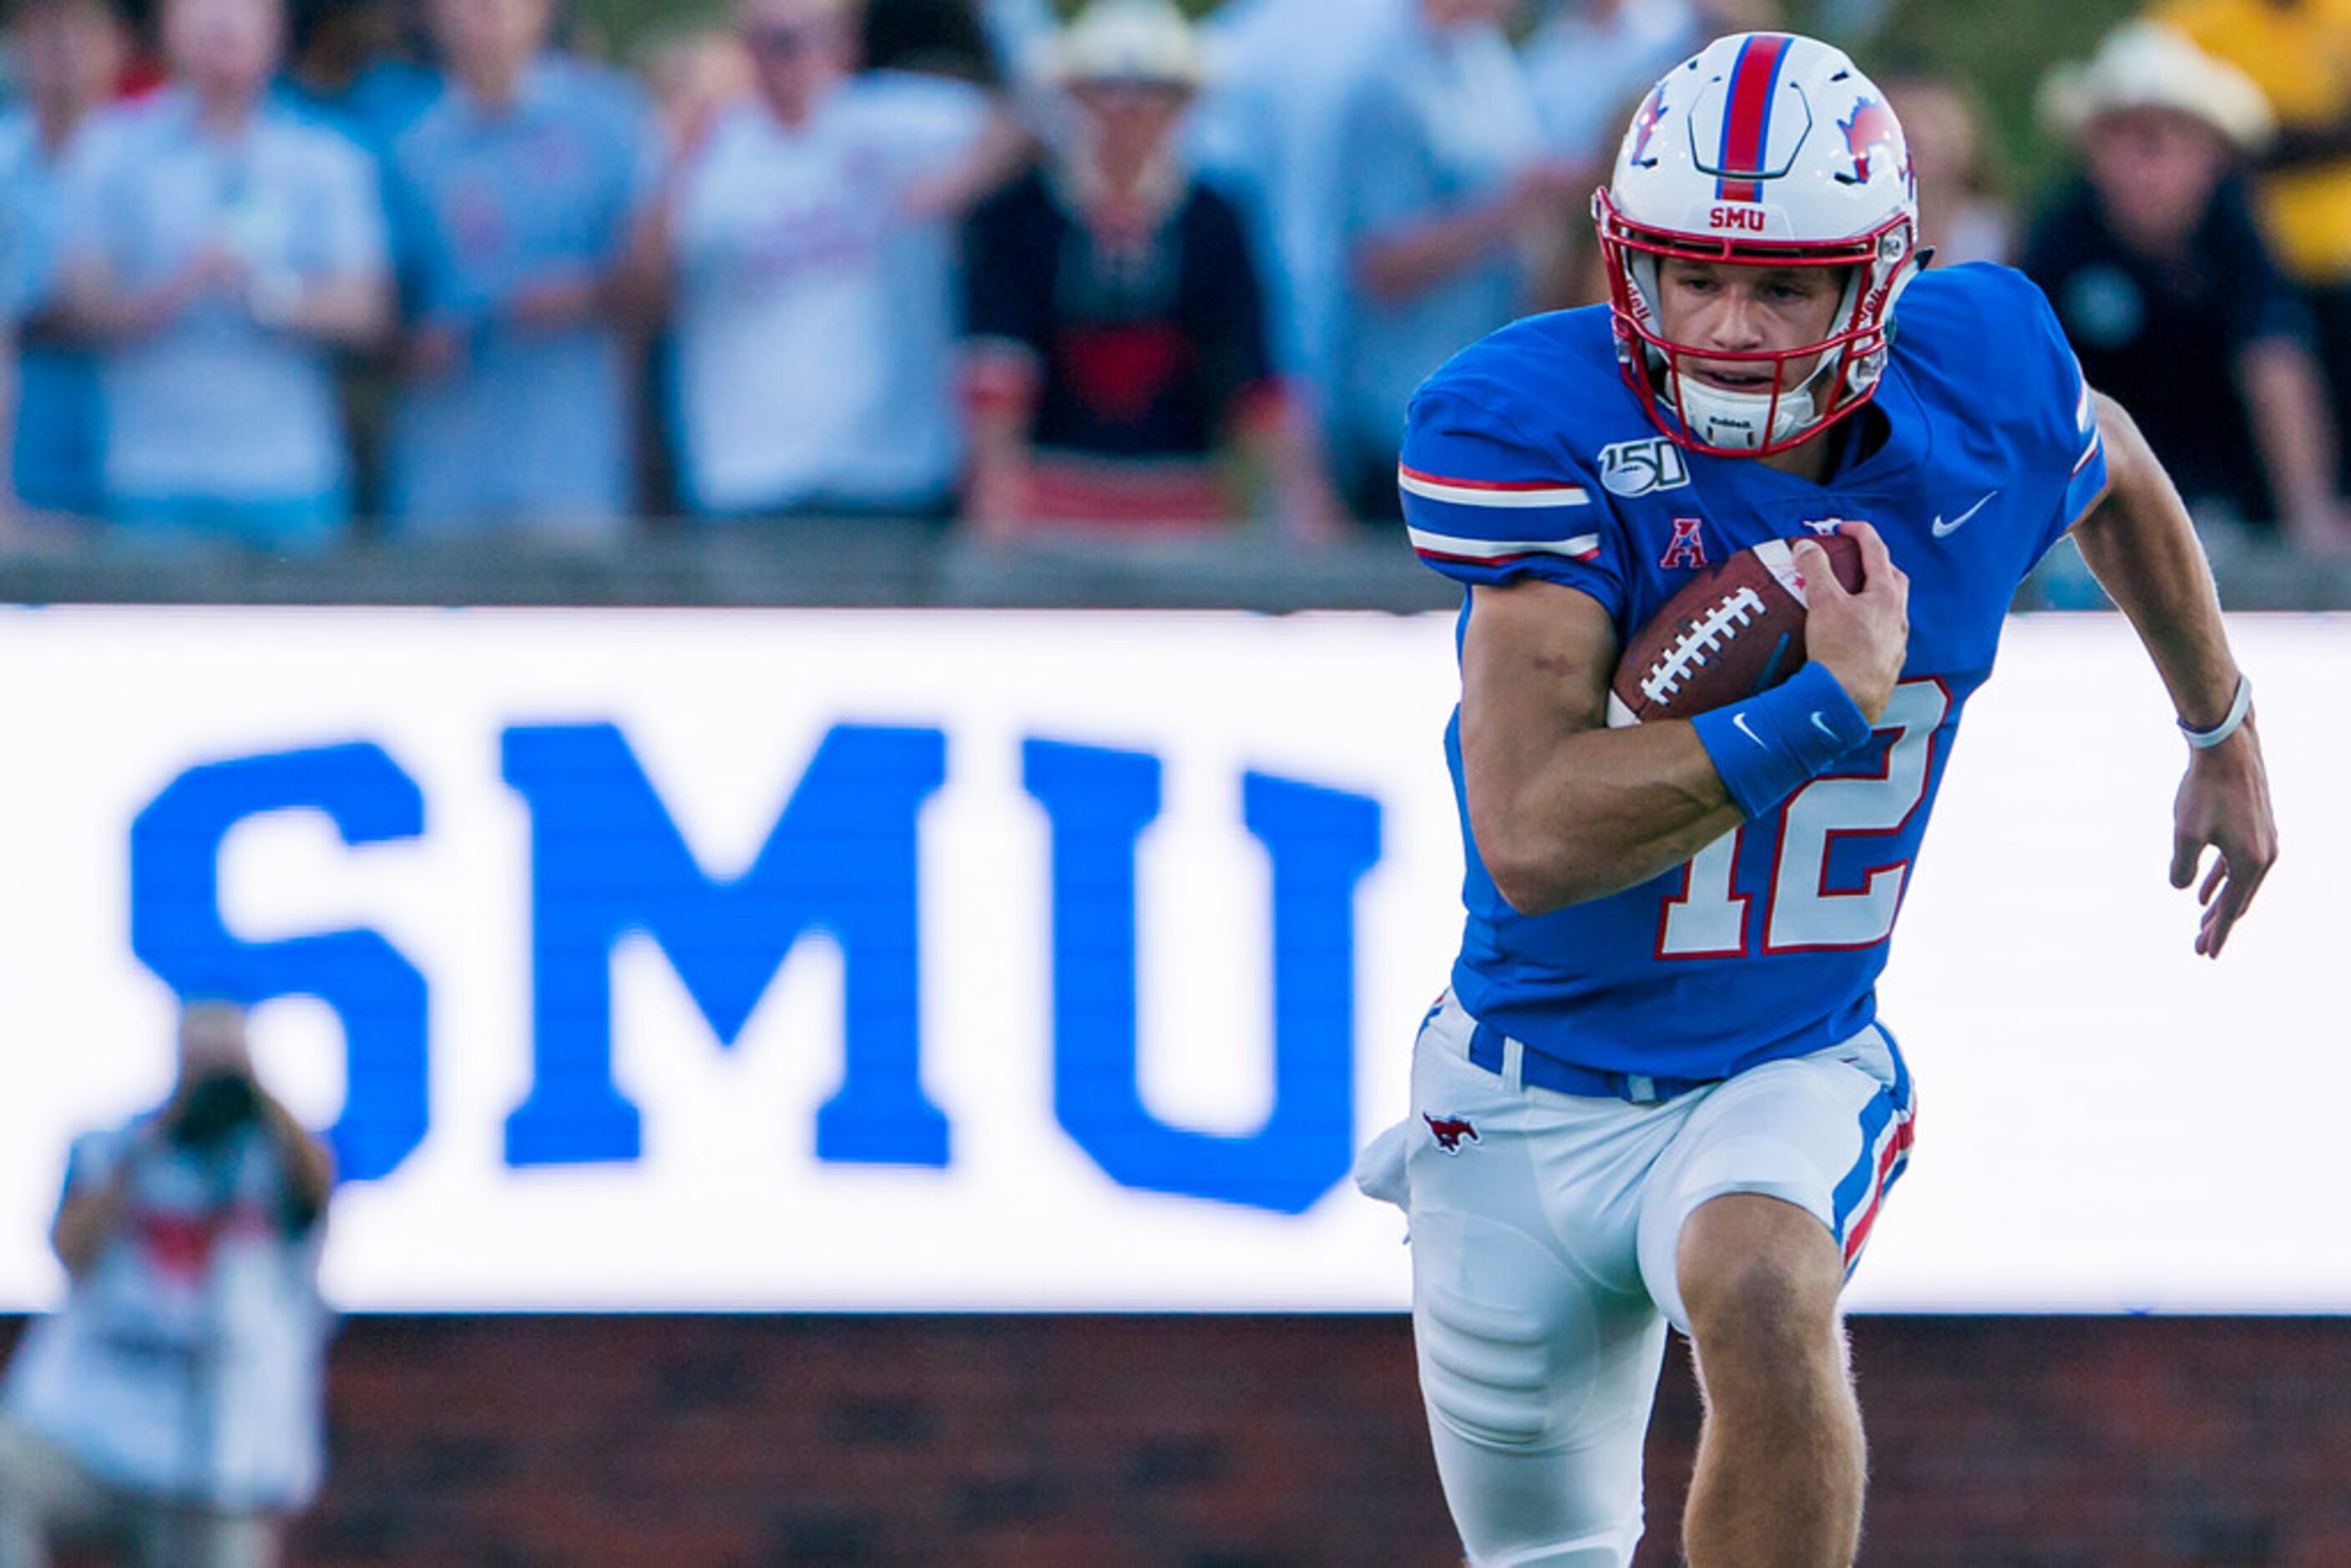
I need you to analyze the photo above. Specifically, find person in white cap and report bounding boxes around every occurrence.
[2162,0,2351,496]
[2024,20,2351,555]
[958,0,1339,536]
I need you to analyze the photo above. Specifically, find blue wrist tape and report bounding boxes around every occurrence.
[1690,662,1876,819]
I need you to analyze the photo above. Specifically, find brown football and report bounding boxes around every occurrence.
[1608,534,1866,726]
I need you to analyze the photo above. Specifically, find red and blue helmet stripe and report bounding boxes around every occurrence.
[1715,32,1794,202]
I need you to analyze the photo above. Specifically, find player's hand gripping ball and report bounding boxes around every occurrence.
[1607,534,1865,726]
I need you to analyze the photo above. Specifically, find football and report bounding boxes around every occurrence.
[1607,534,1866,726]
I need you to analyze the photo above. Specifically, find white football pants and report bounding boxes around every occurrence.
[1357,993,1914,1567]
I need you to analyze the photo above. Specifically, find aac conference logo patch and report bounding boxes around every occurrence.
[1600,437,1691,498]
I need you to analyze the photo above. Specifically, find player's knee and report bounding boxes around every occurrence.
[1684,1257,1838,1374]
[1676,1198,1842,1362]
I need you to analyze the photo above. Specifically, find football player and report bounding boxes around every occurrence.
[1363,31,2278,1565]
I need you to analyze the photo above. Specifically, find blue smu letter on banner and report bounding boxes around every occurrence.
[501,721,950,1169]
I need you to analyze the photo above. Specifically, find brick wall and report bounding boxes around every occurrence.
[6,1315,2348,1565]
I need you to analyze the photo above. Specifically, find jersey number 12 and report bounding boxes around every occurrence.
[1660,679,1950,956]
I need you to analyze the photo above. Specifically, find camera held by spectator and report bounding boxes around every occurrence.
[0,999,336,1568]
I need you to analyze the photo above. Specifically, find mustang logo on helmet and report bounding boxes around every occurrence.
[1837,96,1908,188]
[1630,83,1670,168]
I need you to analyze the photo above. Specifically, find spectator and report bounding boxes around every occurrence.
[1328,0,1570,520]
[274,0,438,159]
[2025,21,2351,553]
[0,1000,336,1568]
[959,0,1339,537]
[53,0,392,548]
[640,26,751,153]
[2161,0,2351,493]
[0,0,127,518]
[1186,0,1398,468]
[650,0,1000,522]
[1522,0,1704,176]
[1885,67,2012,266]
[383,0,658,535]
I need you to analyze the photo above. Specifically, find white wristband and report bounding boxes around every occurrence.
[2180,673,2252,750]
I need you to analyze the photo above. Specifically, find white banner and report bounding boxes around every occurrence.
[0,609,2338,1313]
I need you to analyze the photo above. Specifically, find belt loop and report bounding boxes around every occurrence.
[1625,1073,1659,1103]
[1500,1037,1524,1091]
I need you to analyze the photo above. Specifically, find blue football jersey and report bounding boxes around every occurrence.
[1401,263,2108,1082]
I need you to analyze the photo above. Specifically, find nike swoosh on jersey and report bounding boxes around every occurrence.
[1931,491,1998,537]
[1732,713,1765,747]
[1810,711,1841,742]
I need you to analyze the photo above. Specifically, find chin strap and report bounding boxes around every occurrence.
[1666,354,1838,452]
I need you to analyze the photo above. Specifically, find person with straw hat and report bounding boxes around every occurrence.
[2164,0,2351,496]
[958,0,1341,536]
[2025,20,2351,554]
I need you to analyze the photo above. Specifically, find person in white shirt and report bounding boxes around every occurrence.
[644,0,1004,522]
[53,0,392,548]
[0,1001,336,1568]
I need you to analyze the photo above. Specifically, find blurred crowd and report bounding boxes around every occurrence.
[3,0,2351,562]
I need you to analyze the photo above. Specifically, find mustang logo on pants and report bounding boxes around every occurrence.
[1423,1113,1479,1154]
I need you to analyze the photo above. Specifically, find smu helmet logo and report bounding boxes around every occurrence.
[1423,1113,1479,1154]
[1837,97,1908,188]
[1630,84,1670,168]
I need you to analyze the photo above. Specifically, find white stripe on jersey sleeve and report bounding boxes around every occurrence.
[1407,528,1601,561]
[1397,465,1590,510]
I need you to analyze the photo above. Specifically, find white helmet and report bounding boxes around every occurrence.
[1595,33,1925,457]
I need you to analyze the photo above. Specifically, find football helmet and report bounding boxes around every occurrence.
[1595,33,1925,457]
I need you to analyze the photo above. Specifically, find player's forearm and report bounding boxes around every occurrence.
[2073,393,2242,728]
[1469,722,1742,914]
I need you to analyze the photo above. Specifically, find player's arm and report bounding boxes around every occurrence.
[1461,525,1907,914]
[2072,390,2278,956]
[1460,578,1737,913]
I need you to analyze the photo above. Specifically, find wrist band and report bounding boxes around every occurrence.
[2180,672,2252,750]
[1691,662,1875,820]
